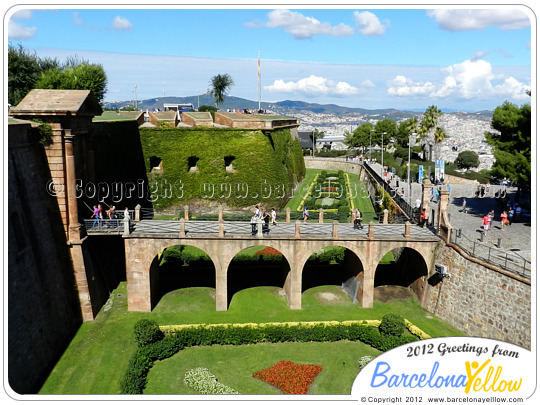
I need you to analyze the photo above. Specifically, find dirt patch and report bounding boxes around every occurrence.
[374,285,415,303]
[314,290,349,305]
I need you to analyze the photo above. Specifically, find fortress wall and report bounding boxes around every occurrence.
[8,122,83,394]
[424,243,531,349]
[305,158,362,176]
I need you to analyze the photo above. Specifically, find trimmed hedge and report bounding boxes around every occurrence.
[119,317,423,394]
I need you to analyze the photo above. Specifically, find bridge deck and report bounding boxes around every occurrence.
[84,219,440,241]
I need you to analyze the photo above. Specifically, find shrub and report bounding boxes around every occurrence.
[133,319,164,348]
[379,313,406,337]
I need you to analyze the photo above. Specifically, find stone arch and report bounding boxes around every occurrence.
[373,244,430,303]
[148,243,216,309]
[299,241,367,305]
[225,243,292,309]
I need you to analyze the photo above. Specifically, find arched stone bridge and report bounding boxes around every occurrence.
[120,220,440,312]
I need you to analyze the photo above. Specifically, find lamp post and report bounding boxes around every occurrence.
[408,133,417,205]
[369,129,374,163]
[381,132,387,201]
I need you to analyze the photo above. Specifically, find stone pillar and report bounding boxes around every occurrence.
[295,220,301,238]
[318,208,324,223]
[368,222,375,238]
[421,179,431,212]
[383,209,389,224]
[215,264,228,311]
[332,221,338,238]
[125,240,152,312]
[179,218,186,237]
[285,207,291,223]
[257,218,263,237]
[218,206,223,222]
[438,189,450,231]
[184,205,189,221]
[134,204,141,221]
[404,221,410,238]
[218,219,224,237]
[64,133,82,243]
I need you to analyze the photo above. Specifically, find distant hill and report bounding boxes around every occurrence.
[103,95,491,120]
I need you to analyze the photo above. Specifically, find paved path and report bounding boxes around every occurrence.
[367,161,531,261]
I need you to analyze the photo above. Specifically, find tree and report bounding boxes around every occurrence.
[36,61,108,102]
[8,44,108,104]
[419,105,443,161]
[374,118,397,151]
[8,43,59,105]
[485,98,531,188]
[454,150,480,170]
[396,117,418,147]
[209,73,234,109]
[344,122,373,151]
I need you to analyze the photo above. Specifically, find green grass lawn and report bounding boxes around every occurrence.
[39,283,465,395]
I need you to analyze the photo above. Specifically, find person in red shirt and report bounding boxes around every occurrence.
[482,214,490,235]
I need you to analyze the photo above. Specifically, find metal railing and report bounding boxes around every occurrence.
[363,162,417,221]
[449,228,531,279]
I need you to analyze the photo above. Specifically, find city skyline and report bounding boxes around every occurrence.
[7,4,534,111]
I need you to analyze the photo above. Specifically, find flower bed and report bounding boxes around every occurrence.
[184,367,240,394]
[252,360,323,394]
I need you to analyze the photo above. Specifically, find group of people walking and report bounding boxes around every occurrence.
[251,206,278,235]
[90,204,129,228]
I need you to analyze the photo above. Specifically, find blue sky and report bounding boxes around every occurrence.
[6,4,534,111]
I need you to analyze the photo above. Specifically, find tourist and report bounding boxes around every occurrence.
[500,211,508,230]
[482,214,490,236]
[271,208,278,226]
[420,208,427,227]
[255,205,261,218]
[107,205,116,227]
[303,205,309,223]
[354,209,363,229]
[91,205,101,227]
[515,205,522,223]
[97,204,103,222]
[262,211,270,233]
[415,197,421,213]
[124,207,130,221]
[461,198,467,213]
[250,213,258,235]
[488,210,495,230]
[507,208,514,226]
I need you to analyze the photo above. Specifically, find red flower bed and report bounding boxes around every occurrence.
[252,360,323,394]
[255,247,282,256]
[324,187,336,191]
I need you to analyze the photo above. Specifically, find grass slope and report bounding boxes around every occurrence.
[39,283,465,395]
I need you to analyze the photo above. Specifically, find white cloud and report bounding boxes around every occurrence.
[426,9,530,31]
[361,79,376,88]
[112,16,133,30]
[470,50,489,62]
[387,75,435,96]
[8,20,37,40]
[10,9,33,20]
[265,75,359,97]
[73,12,83,26]
[260,9,354,39]
[353,11,389,36]
[388,58,530,101]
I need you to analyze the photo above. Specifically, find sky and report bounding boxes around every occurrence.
[5,2,535,111]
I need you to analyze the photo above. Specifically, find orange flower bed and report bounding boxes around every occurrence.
[252,360,323,394]
[255,247,282,256]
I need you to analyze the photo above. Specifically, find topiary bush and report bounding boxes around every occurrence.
[379,313,406,337]
[133,319,164,348]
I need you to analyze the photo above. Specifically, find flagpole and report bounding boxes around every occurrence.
[258,49,261,111]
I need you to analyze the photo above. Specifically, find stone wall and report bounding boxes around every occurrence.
[423,243,531,349]
[8,121,83,394]
[305,158,362,176]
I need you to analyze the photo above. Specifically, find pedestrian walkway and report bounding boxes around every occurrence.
[366,161,531,261]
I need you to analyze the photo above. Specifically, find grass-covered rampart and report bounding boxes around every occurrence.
[139,127,305,210]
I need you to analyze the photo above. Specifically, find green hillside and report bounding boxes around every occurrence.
[139,127,305,210]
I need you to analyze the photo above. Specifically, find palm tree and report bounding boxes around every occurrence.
[434,126,447,161]
[419,105,443,161]
[209,73,234,109]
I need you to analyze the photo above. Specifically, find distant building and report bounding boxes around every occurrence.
[298,131,314,151]
[163,103,194,121]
